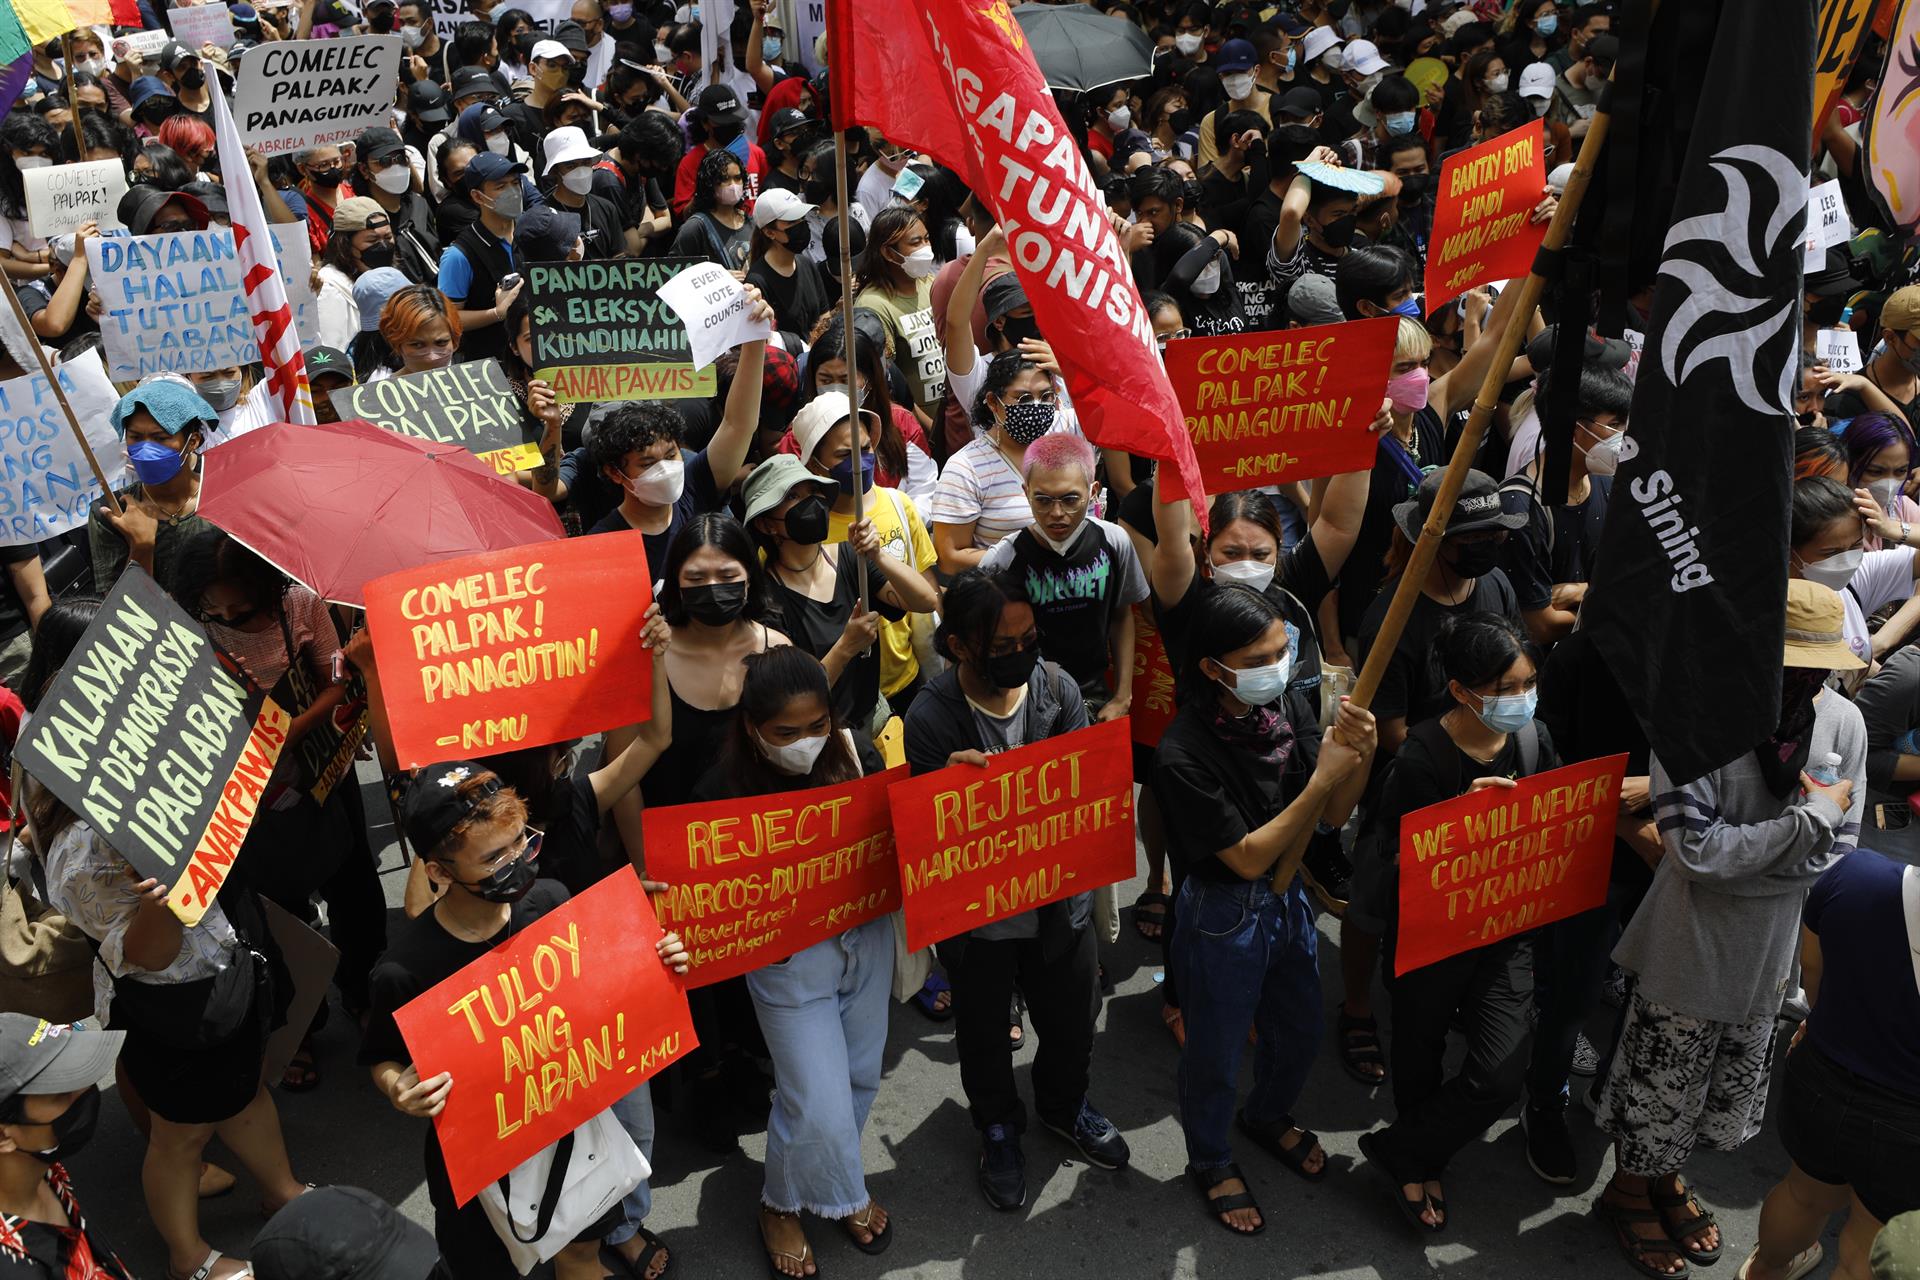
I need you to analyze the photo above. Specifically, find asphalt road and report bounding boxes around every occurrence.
[71,770,1812,1280]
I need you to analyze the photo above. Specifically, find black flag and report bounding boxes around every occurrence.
[1583,0,1813,785]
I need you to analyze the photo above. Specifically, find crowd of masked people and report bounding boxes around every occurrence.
[1,0,1919,1278]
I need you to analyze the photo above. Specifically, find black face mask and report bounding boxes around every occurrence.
[710,120,742,145]
[26,1087,101,1164]
[999,315,1041,346]
[359,241,396,270]
[779,220,812,254]
[1444,538,1503,580]
[457,850,538,903]
[179,66,206,88]
[1316,212,1358,248]
[370,9,395,31]
[309,168,347,188]
[1398,172,1431,201]
[984,643,1040,690]
[1169,108,1195,135]
[803,173,833,205]
[683,581,748,626]
[783,494,830,544]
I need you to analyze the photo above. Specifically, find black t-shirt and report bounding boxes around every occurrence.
[1237,186,1287,332]
[745,253,832,335]
[1335,407,1446,644]
[995,524,1135,690]
[529,772,603,895]
[1536,627,1653,889]
[1154,543,1331,709]
[1497,474,1611,612]
[590,161,667,232]
[1358,568,1523,727]
[548,188,627,260]
[1150,685,1322,883]
[766,544,895,730]
[1825,379,1920,430]
[585,446,720,575]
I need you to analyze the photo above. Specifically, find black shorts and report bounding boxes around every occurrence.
[120,1002,268,1126]
[1778,1039,1920,1223]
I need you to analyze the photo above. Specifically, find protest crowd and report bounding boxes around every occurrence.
[0,0,1918,1278]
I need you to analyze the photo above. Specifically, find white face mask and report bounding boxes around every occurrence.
[400,23,425,47]
[1107,105,1131,131]
[1221,72,1256,101]
[1870,476,1904,514]
[952,223,977,256]
[1211,558,1274,593]
[1033,519,1085,555]
[1322,46,1346,71]
[896,245,938,278]
[1174,32,1203,54]
[625,456,685,505]
[716,180,744,207]
[375,163,412,194]
[1191,259,1222,297]
[1799,547,1864,591]
[758,729,829,775]
[72,57,104,76]
[561,167,595,195]
[1486,72,1510,93]
[13,156,49,170]
[486,133,512,155]
[1582,431,1626,476]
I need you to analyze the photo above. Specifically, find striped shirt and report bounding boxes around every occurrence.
[932,437,1034,550]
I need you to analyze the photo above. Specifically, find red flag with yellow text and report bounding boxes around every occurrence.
[827,0,1207,519]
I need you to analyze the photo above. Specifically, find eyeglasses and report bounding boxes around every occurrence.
[1004,390,1059,406]
[1031,492,1085,513]
[151,219,195,234]
[479,826,543,866]
[1154,328,1191,347]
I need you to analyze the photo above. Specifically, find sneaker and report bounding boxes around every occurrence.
[979,1124,1026,1210]
[1301,835,1353,915]
[1521,1103,1577,1185]
[1042,1098,1131,1170]
[1571,1031,1601,1077]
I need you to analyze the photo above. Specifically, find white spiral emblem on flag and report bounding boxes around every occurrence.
[1656,143,1807,416]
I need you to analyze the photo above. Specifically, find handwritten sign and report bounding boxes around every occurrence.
[644,767,905,987]
[266,661,367,806]
[1160,317,1395,500]
[87,226,316,380]
[526,257,717,404]
[112,28,172,60]
[363,533,653,769]
[233,36,405,155]
[889,718,1135,952]
[655,260,774,372]
[167,3,236,49]
[329,359,539,474]
[1806,179,1853,268]
[1818,326,1863,372]
[1125,606,1176,748]
[392,870,697,1207]
[15,569,290,926]
[0,350,124,546]
[1394,753,1624,975]
[23,160,126,237]
[1424,122,1548,310]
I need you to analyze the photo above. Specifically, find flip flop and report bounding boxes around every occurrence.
[1132,891,1169,940]
[910,973,953,1022]
[1358,1132,1442,1234]
[844,1203,892,1255]
[1736,1243,1821,1280]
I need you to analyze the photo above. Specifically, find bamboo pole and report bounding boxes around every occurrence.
[831,125,869,613]
[0,272,122,516]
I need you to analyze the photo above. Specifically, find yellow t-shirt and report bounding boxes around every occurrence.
[827,486,936,695]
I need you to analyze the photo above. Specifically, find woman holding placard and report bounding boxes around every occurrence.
[691,647,896,1277]
[1354,611,1558,1235]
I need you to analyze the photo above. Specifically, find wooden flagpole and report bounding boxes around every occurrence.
[0,272,123,516]
[831,124,869,614]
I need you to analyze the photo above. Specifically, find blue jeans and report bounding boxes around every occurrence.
[1170,876,1323,1171]
[604,1082,655,1246]
[746,916,894,1216]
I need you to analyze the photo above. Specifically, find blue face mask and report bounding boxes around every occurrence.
[1219,651,1293,707]
[127,438,187,485]
[1473,686,1538,734]
[1390,294,1423,318]
[761,35,782,60]
[1384,111,1418,136]
[1534,13,1559,35]
[1282,47,1295,73]
[829,450,875,495]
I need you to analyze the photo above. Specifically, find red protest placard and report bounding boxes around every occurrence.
[1394,754,1625,976]
[643,767,907,988]
[392,869,696,1206]
[1110,605,1176,749]
[1424,122,1549,311]
[889,719,1135,952]
[364,533,654,769]
[1161,318,1395,500]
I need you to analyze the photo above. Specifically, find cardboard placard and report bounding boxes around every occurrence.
[260,898,339,1087]
[88,226,316,380]
[889,718,1136,952]
[266,661,367,807]
[1124,605,1176,749]
[328,359,540,474]
[233,36,405,155]
[23,160,127,237]
[1805,178,1852,268]
[167,3,236,49]
[1424,122,1548,311]
[363,533,654,769]
[112,28,173,60]
[1160,317,1395,500]
[656,260,774,371]
[15,569,291,926]
[1818,327,1863,372]
[392,870,697,1207]
[644,767,906,987]
[526,257,717,404]
[0,350,126,547]
[1393,754,1625,976]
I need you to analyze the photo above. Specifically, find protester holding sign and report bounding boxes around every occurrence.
[24,601,312,1280]
[902,568,1129,1211]
[688,646,897,1276]
[87,380,218,594]
[1594,582,1866,1280]
[1149,582,1374,1236]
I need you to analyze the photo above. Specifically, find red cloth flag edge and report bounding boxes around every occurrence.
[827,0,1208,526]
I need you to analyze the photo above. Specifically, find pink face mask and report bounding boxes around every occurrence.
[1386,366,1430,414]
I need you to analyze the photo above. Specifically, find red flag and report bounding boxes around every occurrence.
[827,0,1207,521]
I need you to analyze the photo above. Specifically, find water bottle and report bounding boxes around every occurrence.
[1806,751,1842,789]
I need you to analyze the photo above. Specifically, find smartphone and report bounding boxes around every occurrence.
[499,272,523,291]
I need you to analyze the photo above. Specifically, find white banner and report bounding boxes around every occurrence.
[167,3,238,50]
[0,350,125,547]
[232,35,404,155]
[24,160,128,238]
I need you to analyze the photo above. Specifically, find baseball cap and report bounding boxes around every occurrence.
[303,346,355,386]
[1300,26,1340,62]
[117,185,209,235]
[1525,323,1631,374]
[357,125,407,165]
[1286,272,1343,326]
[697,82,747,125]
[541,125,599,174]
[402,761,503,854]
[450,66,498,102]
[1392,468,1528,542]
[1343,38,1390,75]
[768,106,812,137]
[742,454,836,523]
[514,203,583,263]
[1517,62,1555,99]
[550,19,591,55]
[529,38,572,63]
[1276,86,1322,119]
[1585,32,1620,66]
[752,188,816,228]
[460,150,528,192]
[253,1186,440,1280]
[1272,11,1308,35]
[126,76,176,112]
[0,1016,123,1108]
[157,40,199,73]
[982,272,1029,325]
[791,391,878,463]
[409,80,451,126]
[353,267,411,332]
[1214,37,1258,73]
[1882,284,1920,334]
[330,197,389,234]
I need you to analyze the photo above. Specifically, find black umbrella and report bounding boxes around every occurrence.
[1012,2,1155,93]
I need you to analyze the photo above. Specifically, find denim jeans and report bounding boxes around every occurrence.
[604,1081,655,1246]
[1170,875,1322,1171]
[746,915,894,1216]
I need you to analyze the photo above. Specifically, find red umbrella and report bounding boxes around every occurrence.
[198,420,566,607]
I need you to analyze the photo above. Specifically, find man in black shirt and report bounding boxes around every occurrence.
[537,126,626,260]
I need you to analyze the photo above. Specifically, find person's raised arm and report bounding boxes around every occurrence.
[945,223,1004,381]
[588,603,673,812]
[743,0,776,93]
[247,148,298,224]
[1429,281,1525,418]
[1308,399,1391,578]
[699,287,774,494]
[1148,463,1197,610]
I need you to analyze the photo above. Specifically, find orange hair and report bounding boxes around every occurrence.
[378,284,464,350]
